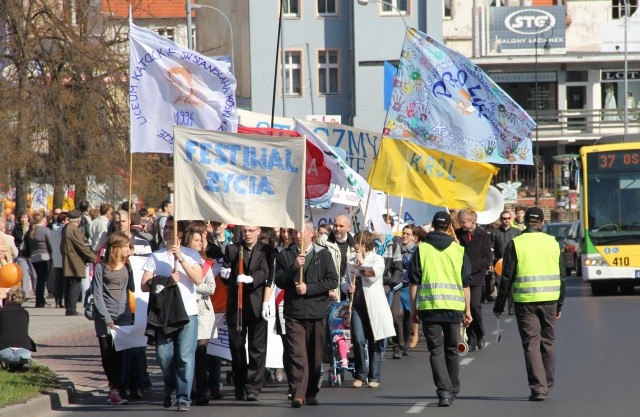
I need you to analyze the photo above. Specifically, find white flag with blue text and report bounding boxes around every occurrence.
[129,23,237,153]
[384,28,535,165]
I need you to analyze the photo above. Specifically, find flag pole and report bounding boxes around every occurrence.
[270,0,285,127]
[298,135,307,285]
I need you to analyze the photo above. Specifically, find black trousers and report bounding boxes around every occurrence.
[33,260,51,307]
[466,285,484,347]
[423,320,460,400]
[283,317,326,400]
[227,311,268,396]
[64,276,83,314]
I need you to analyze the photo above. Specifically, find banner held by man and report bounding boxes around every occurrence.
[173,126,305,229]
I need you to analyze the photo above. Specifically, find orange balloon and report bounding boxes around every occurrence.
[129,290,136,314]
[0,263,23,288]
[494,258,503,277]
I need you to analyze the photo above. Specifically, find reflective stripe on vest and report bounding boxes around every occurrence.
[512,232,561,303]
[417,242,465,311]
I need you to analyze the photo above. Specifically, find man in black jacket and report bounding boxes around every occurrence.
[491,209,521,314]
[221,225,270,402]
[275,220,338,408]
[455,209,492,351]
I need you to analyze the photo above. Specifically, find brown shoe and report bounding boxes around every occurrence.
[291,398,304,408]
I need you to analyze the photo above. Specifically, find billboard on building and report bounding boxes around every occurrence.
[488,6,566,55]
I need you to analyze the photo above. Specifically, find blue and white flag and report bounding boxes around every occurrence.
[129,23,237,153]
[383,28,535,165]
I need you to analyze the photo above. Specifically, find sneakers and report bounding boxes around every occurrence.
[177,403,190,411]
[392,347,402,359]
[109,389,128,405]
[340,359,349,369]
[529,392,547,401]
[368,381,380,388]
[163,393,177,408]
[353,380,363,388]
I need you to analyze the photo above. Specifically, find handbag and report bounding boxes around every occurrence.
[83,285,95,321]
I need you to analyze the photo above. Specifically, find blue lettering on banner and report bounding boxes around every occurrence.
[157,129,174,145]
[185,140,299,173]
[175,111,194,127]
[205,172,274,195]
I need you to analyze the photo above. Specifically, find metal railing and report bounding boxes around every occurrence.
[535,108,640,138]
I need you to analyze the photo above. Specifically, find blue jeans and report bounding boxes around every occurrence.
[350,307,383,382]
[0,348,31,365]
[155,315,198,405]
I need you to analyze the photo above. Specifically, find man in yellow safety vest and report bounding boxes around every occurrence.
[410,211,472,407]
[494,207,566,402]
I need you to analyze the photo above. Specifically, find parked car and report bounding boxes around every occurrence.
[562,221,582,276]
[542,222,573,246]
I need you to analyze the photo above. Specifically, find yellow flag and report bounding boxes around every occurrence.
[368,138,499,211]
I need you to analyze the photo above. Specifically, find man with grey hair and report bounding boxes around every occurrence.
[61,210,96,316]
[275,220,338,407]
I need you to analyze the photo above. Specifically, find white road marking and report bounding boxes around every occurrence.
[460,357,474,365]
[406,401,428,413]
[504,317,514,323]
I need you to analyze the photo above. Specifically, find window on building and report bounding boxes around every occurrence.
[157,28,175,41]
[318,0,337,15]
[381,0,408,15]
[613,0,638,19]
[443,0,452,19]
[284,0,300,17]
[284,51,302,96]
[318,50,339,95]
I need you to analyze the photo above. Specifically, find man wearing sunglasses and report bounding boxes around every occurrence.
[491,210,521,315]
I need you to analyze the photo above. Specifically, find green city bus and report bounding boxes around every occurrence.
[579,134,640,295]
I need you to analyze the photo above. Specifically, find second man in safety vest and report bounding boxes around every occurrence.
[494,207,566,402]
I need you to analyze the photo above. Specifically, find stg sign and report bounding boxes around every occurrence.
[505,9,556,35]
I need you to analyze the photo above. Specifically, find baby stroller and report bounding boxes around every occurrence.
[326,300,361,386]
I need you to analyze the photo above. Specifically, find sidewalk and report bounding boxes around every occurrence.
[0,297,107,416]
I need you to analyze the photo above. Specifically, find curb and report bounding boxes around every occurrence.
[0,382,76,417]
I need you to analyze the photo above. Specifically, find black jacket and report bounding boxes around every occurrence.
[0,303,36,351]
[455,226,493,286]
[145,275,190,344]
[409,231,472,323]
[274,244,338,320]
[491,226,521,262]
[494,228,567,313]
[223,241,270,324]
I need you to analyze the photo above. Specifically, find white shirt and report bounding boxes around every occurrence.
[142,247,203,316]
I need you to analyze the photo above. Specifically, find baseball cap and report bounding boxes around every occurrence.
[524,207,544,222]
[432,211,452,228]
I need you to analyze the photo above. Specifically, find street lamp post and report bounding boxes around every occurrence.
[186,1,235,72]
[356,0,409,28]
[533,30,551,206]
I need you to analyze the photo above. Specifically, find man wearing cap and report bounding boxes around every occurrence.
[410,211,473,407]
[493,207,566,402]
[61,210,96,316]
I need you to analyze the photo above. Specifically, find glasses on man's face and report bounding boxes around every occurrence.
[501,217,511,221]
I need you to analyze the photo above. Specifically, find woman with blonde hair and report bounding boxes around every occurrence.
[92,232,135,405]
[27,213,52,308]
[183,221,217,405]
[342,230,395,388]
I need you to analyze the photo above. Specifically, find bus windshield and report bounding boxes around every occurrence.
[586,165,640,245]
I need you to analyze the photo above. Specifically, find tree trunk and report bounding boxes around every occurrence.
[13,169,29,217]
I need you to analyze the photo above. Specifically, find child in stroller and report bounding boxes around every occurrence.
[327,301,360,386]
